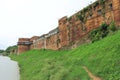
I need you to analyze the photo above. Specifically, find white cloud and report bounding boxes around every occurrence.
[0,0,96,49]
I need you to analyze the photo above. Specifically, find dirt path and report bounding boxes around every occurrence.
[83,66,102,80]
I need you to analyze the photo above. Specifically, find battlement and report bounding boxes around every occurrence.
[59,16,68,25]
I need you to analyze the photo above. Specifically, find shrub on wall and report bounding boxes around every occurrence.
[89,29,100,42]
[89,22,109,42]
[89,22,117,43]
[77,13,87,31]
[68,17,72,22]
[108,21,116,32]
[77,14,84,22]
[100,0,105,6]
[93,1,99,8]
[99,22,109,37]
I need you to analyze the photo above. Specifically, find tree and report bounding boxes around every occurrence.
[5,45,18,54]
[0,49,5,53]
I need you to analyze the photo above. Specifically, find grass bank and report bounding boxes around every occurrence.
[10,31,120,80]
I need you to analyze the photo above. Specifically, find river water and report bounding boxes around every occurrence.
[0,56,20,80]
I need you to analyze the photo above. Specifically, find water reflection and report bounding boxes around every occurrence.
[0,56,20,80]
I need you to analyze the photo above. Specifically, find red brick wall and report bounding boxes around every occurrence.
[18,45,30,54]
[18,0,120,53]
[58,16,70,48]
[37,39,45,49]
[18,38,30,54]
[30,36,39,49]
[56,0,120,48]
[18,36,38,54]
[111,0,120,26]
[46,33,59,50]
[33,38,45,49]
[18,38,30,42]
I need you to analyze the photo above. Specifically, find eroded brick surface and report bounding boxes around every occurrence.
[18,0,120,53]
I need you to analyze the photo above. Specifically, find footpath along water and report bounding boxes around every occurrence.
[0,56,20,80]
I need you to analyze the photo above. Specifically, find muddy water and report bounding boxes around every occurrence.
[0,56,20,80]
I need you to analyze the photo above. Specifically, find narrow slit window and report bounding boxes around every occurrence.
[109,3,113,10]
[97,9,102,15]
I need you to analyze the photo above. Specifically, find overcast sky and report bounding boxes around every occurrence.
[0,0,96,50]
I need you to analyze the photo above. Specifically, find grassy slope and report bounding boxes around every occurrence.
[10,31,120,80]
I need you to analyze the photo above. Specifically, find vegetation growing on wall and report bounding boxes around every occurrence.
[77,13,87,31]
[93,1,99,8]
[100,0,106,19]
[76,0,108,31]
[99,0,106,6]
[108,21,117,31]
[89,21,116,42]
[68,17,72,22]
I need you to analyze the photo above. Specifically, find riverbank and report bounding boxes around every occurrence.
[10,31,120,80]
[0,56,20,80]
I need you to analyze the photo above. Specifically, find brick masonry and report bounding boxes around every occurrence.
[18,0,120,54]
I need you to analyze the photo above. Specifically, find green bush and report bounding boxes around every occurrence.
[89,22,117,43]
[68,17,72,22]
[100,23,109,38]
[0,50,4,53]
[89,22,109,42]
[108,21,116,32]
[77,14,84,22]
[100,0,105,5]
[93,1,99,8]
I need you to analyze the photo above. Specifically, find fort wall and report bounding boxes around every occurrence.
[18,0,120,53]
[17,38,30,54]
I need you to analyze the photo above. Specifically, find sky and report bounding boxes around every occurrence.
[0,0,96,50]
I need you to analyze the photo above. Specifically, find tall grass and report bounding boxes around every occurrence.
[10,31,120,80]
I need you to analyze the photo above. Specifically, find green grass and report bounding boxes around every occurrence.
[10,31,120,80]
